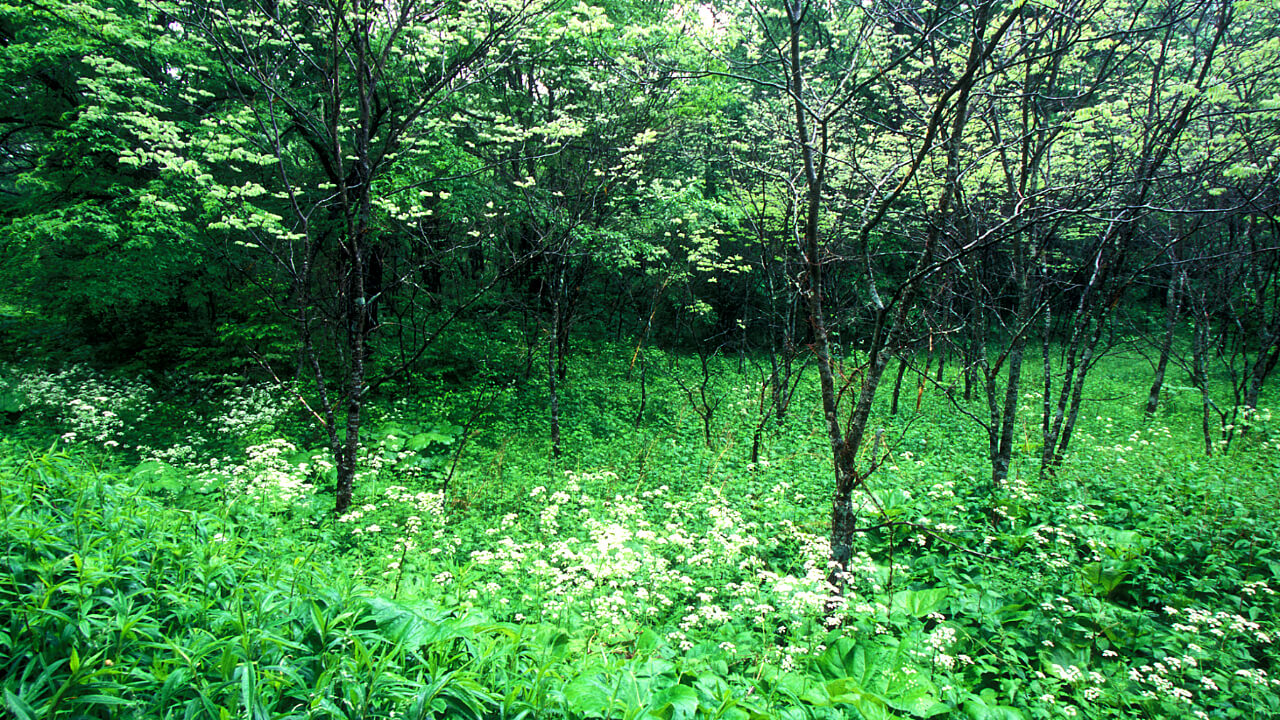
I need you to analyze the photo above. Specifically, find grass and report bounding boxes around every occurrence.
[1,337,1279,719]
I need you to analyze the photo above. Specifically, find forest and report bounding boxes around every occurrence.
[2,0,1280,716]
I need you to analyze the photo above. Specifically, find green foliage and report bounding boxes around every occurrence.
[0,445,440,718]
[0,0,251,359]
[5,0,1280,712]
[8,346,1280,718]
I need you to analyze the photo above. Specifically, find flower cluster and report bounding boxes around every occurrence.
[338,482,454,581]
[1166,605,1273,644]
[12,364,154,446]
[460,471,870,647]
[208,381,292,443]
[193,438,315,512]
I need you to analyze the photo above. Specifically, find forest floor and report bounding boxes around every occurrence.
[2,337,1279,719]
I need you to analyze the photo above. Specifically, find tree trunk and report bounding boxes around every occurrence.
[548,255,564,459]
[1040,276,1053,465]
[993,342,1025,487]
[890,355,909,415]
[1145,270,1183,417]
[1243,318,1280,409]
[777,0,1013,595]
[333,13,373,514]
[963,329,977,401]
[1193,311,1214,455]
[769,344,795,421]
[992,254,1033,488]
[1042,239,1108,473]
[1056,316,1106,467]
[634,355,647,426]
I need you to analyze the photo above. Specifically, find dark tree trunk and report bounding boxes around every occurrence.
[1042,239,1108,474]
[890,355,909,416]
[991,248,1034,488]
[769,343,797,421]
[963,329,978,401]
[1057,317,1106,465]
[333,14,374,515]
[775,0,1016,596]
[992,342,1025,487]
[548,255,564,459]
[1244,318,1280,409]
[1193,311,1214,456]
[1145,270,1184,417]
[634,355,647,426]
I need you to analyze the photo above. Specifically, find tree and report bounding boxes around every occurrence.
[166,0,553,512]
[934,0,1164,489]
[464,0,743,457]
[709,0,1029,591]
[0,0,239,359]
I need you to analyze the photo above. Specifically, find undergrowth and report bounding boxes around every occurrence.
[2,343,1280,719]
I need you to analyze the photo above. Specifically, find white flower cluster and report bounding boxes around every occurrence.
[12,364,154,446]
[1167,605,1273,643]
[209,382,291,440]
[196,438,314,511]
[464,471,873,644]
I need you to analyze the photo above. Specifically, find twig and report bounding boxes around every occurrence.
[250,349,327,428]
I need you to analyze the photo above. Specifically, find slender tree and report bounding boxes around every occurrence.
[712,0,1029,591]
[172,0,551,511]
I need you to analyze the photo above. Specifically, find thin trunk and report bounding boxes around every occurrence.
[917,349,930,412]
[751,372,771,464]
[890,355,909,415]
[783,1,862,587]
[335,13,374,515]
[1193,311,1213,455]
[1040,275,1053,470]
[634,355,647,426]
[982,356,1000,474]
[769,351,785,420]
[770,344,795,421]
[829,346,894,584]
[1244,318,1280,409]
[1145,270,1184,417]
[699,353,715,448]
[775,0,1016,593]
[781,0,854,584]
[548,256,563,459]
[994,342,1025,487]
[1043,319,1081,471]
[1042,240,1106,473]
[993,255,1033,487]
[963,328,977,401]
[1056,317,1106,464]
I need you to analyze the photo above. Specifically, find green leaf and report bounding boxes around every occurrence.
[563,674,615,718]
[817,638,874,681]
[4,689,37,720]
[366,597,455,647]
[821,680,891,719]
[891,588,949,618]
[406,433,437,452]
[647,683,699,720]
[885,681,948,718]
[963,695,1027,720]
[0,386,23,415]
[74,694,132,706]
